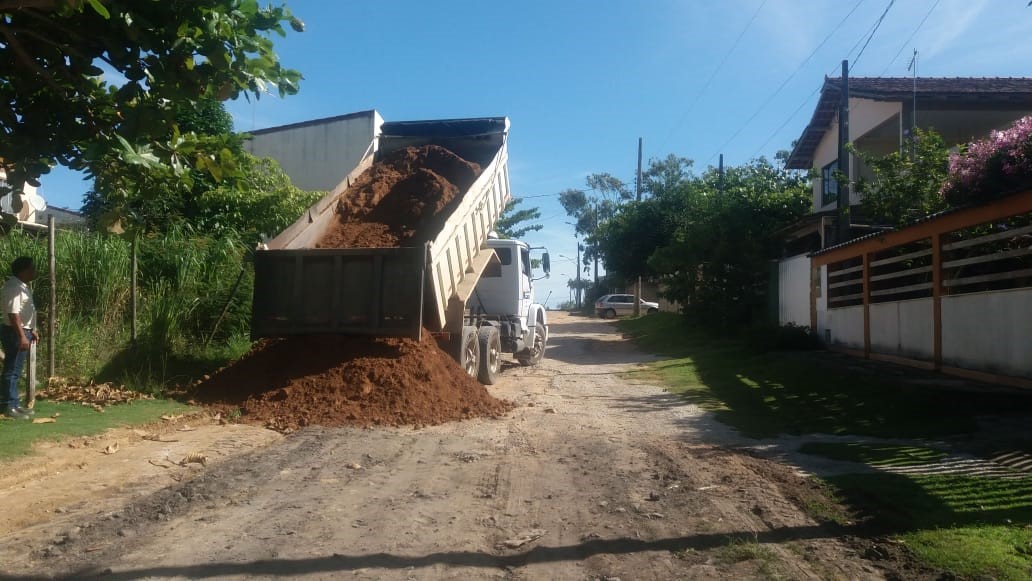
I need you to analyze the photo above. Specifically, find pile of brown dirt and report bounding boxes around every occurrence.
[194,333,512,432]
[318,145,482,248]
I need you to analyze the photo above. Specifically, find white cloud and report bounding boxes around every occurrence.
[919,0,990,59]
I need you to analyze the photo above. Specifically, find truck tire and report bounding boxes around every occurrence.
[517,322,546,366]
[478,326,501,385]
[458,326,481,379]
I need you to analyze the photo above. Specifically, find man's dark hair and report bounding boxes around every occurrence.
[11,256,34,276]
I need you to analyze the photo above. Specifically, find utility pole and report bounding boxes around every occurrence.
[907,49,918,132]
[718,154,725,195]
[575,235,582,309]
[635,137,643,201]
[836,59,851,245]
[592,201,599,287]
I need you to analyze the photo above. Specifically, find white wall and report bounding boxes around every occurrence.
[825,305,864,349]
[244,110,382,192]
[870,298,933,360]
[942,288,1032,379]
[778,255,811,327]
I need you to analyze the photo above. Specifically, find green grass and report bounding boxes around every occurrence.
[0,399,190,460]
[618,313,1032,439]
[826,473,1032,580]
[799,442,950,467]
[715,538,778,565]
[619,312,1032,579]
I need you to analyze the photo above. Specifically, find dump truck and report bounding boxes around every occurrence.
[250,117,549,384]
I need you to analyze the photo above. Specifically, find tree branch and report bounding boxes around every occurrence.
[0,25,60,91]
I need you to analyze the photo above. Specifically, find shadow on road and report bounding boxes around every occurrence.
[5,525,840,580]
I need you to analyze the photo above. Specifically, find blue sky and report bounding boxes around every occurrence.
[39,0,1032,306]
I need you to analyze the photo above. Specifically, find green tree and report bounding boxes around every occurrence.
[495,197,543,239]
[196,154,322,242]
[0,0,303,216]
[852,128,951,227]
[559,173,632,283]
[597,156,810,329]
[83,98,243,233]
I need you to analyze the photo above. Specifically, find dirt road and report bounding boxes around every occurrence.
[0,314,887,580]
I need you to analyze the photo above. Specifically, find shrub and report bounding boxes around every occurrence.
[746,322,822,352]
[941,115,1032,205]
[0,227,252,389]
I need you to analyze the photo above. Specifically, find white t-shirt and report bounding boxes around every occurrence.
[1,275,35,330]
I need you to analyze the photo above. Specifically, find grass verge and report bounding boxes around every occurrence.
[827,472,1032,580]
[617,313,1032,438]
[0,399,190,461]
[619,312,1032,578]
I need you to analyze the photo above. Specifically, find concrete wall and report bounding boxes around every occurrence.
[778,254,811,327]
[942,288,1032,379]
[824,305,864,349]
[244,110,382,192]
[869,298,933,360]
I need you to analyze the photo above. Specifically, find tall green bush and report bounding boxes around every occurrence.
[0,227,253,390]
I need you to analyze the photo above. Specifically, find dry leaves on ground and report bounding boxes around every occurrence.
[40,377,152,408]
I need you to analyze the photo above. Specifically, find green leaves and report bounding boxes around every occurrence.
[86,0,111,19]
[0,0,304,218]
[852,128,951,227]
[495,198,544,240]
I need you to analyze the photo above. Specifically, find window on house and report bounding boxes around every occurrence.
[821,161,839,206]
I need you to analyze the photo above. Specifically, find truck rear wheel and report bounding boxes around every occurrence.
[477,326,501,385]
[517,322,546,366]
[458,326,481,379]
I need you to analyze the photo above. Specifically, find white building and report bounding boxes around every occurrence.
[243,110,383,192]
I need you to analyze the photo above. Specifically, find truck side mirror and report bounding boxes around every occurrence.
[542,253,551,274]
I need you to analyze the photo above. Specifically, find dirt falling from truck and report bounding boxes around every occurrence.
[318,145,482,248]
[195,144,507,430]
[196,332,512,431]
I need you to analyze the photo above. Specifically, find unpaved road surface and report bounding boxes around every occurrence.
[0,314,889,580]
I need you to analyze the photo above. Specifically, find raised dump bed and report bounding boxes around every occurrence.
[250,117,512,340]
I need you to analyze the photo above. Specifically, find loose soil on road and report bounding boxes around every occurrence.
[194,332,512,432]
[0,314,910,580]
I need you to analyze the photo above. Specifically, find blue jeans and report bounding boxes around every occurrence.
[0,326,33,411]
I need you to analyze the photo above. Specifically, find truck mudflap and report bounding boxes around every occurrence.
[250,245,427,341]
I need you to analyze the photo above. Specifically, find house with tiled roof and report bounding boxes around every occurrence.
[782,77,1032,254]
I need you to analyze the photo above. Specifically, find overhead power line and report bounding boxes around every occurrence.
[703,0,867,164]
[851,0,897,71]
[658,0,770,151]
[879,0,941,75]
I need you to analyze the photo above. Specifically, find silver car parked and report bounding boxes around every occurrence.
[595,294,660,319]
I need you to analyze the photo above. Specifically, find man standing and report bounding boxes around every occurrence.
[1,256,38,419]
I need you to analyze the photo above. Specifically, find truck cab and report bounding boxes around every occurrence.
[472,238,549,357]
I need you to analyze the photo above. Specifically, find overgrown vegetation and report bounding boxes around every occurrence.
[621,312,1032,578]
[0,227,256,391]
